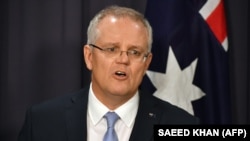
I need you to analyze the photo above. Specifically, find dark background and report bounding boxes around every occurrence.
[0,0,249,141]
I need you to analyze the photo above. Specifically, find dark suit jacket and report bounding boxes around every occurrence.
[18,85,199,141]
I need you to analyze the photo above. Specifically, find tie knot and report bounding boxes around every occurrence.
[104,112,119,128]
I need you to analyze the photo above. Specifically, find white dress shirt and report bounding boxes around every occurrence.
[87,83,139,141]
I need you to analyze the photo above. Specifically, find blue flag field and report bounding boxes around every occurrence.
[140,0,231,124]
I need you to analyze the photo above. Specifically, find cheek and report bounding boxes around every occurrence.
[92,58,112,75]
[132,65,147,81]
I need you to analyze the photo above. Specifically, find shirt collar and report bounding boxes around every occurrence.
[88,83,139,127]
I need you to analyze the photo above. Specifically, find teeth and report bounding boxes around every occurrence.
[115,71,126,76]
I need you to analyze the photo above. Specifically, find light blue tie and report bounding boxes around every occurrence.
[103,112,119,141]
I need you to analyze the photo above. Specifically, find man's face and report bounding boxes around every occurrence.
[84,16,152,106]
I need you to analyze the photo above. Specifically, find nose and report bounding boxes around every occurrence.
[116,51,129,63]
[119,51,129,56]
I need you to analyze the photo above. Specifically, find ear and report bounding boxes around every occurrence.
[144,53,152,74]
[83,45,93,70]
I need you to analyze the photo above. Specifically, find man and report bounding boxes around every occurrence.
[18,5,199,141]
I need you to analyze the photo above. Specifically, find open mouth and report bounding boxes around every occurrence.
[115,71,126,77]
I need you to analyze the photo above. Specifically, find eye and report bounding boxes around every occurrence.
[106,47,117,52]
[129,50,141,56]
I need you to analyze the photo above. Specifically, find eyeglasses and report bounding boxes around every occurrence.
[89,44,150,62]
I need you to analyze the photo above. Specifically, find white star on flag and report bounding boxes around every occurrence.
[146,46,205,115]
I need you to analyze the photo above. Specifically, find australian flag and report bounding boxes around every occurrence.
[140,0,231,124]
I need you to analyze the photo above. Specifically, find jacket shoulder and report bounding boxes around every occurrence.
[30,88,88,113]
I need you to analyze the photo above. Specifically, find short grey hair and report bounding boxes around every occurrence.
[87,5,153,52]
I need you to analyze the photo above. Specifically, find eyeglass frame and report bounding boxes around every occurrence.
[88,44,150,62]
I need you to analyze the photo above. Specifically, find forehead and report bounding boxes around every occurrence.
[96,16,148,47]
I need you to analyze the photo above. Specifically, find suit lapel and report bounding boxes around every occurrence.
[63,87,162,141]
[65,88,89,141]
[129,91,162,141]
